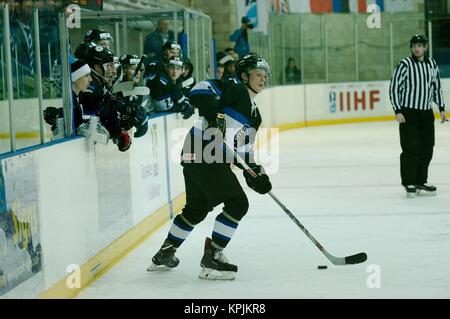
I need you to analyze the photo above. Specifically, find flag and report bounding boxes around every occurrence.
[349,0,384,13]
[311,0,333,13]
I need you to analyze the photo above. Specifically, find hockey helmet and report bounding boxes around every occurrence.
[119,54,141,68]
[84,29,113,45]
[235,53,270,81]
[74,41,96,60]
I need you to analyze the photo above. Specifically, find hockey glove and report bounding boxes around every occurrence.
[181,101,195,119]
[43,107,63,126]
[243,164,272,195]
[115,131,132,152]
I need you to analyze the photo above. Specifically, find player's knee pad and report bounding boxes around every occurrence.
[223,192,249,221]
[180,207,210,225]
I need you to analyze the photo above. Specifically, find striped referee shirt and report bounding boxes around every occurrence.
[389,55,445,114]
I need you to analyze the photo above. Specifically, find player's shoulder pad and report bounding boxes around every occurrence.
[159,74,169,86]
[190,80,223,99]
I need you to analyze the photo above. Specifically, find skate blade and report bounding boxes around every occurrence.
[416,190,437,197]
[406,192,417,198]
[198,268,236,281]
[146,263,173,272]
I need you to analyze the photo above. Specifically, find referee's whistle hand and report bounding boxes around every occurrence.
[395,113,406,124]
[440,111,448,124]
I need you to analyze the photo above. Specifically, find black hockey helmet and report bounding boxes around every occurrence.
[166,56,184,69]
[84,29,113,44]
[235,53,270,81]
[74,41,95,60]
[162,41,181,52]
[217,51,234,66]
[85,45,117,68]
[410,34,428,47]
[119,54,141,68]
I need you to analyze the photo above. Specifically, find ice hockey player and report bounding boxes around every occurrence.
[147,56,194,119]
[80,45,131,151]
[217,51,236,80]
[43,57,93,139]
[147,53,272,280]
[74,29,113,60]
[144,41,182,80]
[180,57,196,97]
[83,28,113,50]
[116,54,149,138]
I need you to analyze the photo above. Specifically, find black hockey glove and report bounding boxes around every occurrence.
[243,164,272,195]
[43,107,63,126]
[181,101,195,119]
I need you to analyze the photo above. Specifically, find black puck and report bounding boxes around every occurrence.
[317,265,328,270]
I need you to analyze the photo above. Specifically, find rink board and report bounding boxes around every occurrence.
[0,114,192,298]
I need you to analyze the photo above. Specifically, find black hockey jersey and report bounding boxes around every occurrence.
[147,71,189,113]
[181,79,262,166]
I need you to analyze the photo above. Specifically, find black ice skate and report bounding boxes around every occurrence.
[415,183,437,196]
[404,185,417,198]
[199,238,238,281]
[147,239,179,272]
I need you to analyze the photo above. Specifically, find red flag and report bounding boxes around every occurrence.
[310,0,333,13]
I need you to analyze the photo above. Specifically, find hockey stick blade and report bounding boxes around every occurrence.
[345,252,368,265]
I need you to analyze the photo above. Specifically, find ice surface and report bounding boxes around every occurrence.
[77,121,450,299]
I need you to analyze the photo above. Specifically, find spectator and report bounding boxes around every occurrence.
[2,0,35,97]
[144,19,175,62]
[229,16,253,58]
[284,57,302,84]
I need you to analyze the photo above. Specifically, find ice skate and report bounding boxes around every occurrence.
[415,183,437,196]
[199,238,237,281]
[147,239,179,272]
[404,185,417,198]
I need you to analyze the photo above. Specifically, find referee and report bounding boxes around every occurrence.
[389,34,447,197]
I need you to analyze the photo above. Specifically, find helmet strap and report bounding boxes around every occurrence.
[244,71,258,94]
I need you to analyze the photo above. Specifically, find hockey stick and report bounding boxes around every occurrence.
[131,54,147,83]
[222,141,367,266]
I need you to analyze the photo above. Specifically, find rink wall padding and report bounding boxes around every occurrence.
[255,79,450,130]
[0,113,193,299]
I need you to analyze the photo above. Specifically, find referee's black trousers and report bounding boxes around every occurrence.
[399,109,435,186]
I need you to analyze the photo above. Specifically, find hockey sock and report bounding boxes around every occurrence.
[211,212,239,249]
[167,214,195,248]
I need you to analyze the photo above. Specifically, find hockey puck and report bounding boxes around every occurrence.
[317,265,328,270]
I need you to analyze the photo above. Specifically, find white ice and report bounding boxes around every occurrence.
[77,121,450,299]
